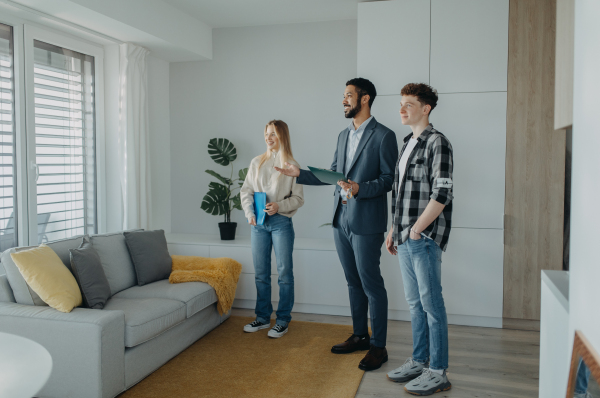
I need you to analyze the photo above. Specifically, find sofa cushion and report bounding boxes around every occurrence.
[123,230,172,286]
[103,297,186,347]
[1,246,46,306]
[10,244,82,313]
[0,274,15,303]
[113,279,217,318]
[46,234,87,272]
[70,237,111,309]
[90,231,141,295]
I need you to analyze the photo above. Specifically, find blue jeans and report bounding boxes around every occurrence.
[576,358,591,394]
[397,236,449,370]
[251,214,295,327]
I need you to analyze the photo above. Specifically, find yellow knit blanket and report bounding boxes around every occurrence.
[169,255,242,315]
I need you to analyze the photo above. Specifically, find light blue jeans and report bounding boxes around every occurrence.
[251,214,295,327]
[397,236,449,370]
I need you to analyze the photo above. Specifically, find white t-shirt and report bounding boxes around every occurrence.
[398,138,419,187]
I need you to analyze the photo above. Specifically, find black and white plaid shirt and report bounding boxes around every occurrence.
[391,124,454,251]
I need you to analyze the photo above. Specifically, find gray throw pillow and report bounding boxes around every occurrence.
[70,237,111,309]
[123,230,172,286]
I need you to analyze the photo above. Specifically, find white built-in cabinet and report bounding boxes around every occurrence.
[168,1,510,329]
[359,0,509,326]
[168,231,503,328]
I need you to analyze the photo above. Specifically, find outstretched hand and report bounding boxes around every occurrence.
[274,162,300,177]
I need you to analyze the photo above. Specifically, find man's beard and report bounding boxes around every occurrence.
[344,101,362,119]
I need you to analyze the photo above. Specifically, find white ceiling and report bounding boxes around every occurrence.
[163,0,368,28]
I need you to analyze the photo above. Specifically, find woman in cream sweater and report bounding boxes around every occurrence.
[240,120,304,338]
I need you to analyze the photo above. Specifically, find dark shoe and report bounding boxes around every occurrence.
[358,345,388,371]
[331,334,370,354]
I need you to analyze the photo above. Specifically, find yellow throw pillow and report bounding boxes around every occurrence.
[11,244,82,313]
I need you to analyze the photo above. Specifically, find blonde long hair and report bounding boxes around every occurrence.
[258,120,296,172]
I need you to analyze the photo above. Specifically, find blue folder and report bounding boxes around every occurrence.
[253,192,267,225]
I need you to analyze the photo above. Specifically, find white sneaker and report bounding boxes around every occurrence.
[404,368,452,396]
[387,357,426,383]
[243,320,270,333]
[268,324,288,338]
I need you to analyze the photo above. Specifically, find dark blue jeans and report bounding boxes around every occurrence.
[576,358,591,394]
[333,204,388,348]
[397,236,449,370]
[251,214,295,327]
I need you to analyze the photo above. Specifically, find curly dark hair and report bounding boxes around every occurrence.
[401,83,438,115]
[346,78,377,108]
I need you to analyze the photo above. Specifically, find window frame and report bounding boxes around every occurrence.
[23,24,106,244]
[0,15,29,248]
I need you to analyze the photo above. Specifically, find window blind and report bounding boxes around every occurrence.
[33,40,96,242]
[0,23,17,252]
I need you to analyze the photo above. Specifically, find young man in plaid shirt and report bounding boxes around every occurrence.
[384,83,454,395]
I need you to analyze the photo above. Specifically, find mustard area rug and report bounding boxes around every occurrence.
[118,316,366,398]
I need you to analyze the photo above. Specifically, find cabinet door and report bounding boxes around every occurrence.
[430,0,509,93]
[430,92,507,229]
[441,228,504,318]
[358,0,430,96]
[385,228,503,319]
[293,250,349,307]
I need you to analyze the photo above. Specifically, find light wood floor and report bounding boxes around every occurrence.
[232,309,540,398]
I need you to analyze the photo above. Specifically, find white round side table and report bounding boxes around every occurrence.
[0,332,53,398]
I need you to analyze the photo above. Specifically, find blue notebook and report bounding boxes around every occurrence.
[253,192,267,225]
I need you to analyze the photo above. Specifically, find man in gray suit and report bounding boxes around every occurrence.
[275,78,398,371]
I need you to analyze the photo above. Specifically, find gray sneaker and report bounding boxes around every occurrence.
[387,357,426,383]
[574,393,594,398]
[404,368,452,396]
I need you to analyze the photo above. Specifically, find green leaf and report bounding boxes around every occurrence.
[238,168,248,181]
[201,186,229,216]
[208,181,229,197]
[238,167,249,187]
[208,138,237,166]
[205,170,232,186]
[231,193,242,211]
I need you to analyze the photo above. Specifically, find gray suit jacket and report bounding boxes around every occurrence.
[297,117,398,235]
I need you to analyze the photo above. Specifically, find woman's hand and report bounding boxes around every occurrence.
[265,202,279,215]
[248,217,257,226]
[274,162,300,177]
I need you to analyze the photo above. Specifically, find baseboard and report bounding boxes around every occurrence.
[502,317,540,331]
[233,299,503,329]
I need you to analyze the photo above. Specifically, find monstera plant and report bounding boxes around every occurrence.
[201,138,248,240]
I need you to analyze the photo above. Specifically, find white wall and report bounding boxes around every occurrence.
[170,20,357,239]
[569,0,600,363]
[147,55,171,232]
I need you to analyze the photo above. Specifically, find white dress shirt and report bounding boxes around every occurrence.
[342,116,373,198]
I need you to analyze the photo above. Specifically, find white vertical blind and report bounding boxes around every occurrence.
[0,23,17,252]
[33,40,96,242]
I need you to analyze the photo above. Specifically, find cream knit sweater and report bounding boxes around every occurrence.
[240,151,304,221]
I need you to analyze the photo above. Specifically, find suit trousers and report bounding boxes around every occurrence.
[333,203,388,348]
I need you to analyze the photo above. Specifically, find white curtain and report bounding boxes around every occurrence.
[118,43,152,230]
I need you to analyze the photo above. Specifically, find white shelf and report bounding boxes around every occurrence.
[166,233,336,251]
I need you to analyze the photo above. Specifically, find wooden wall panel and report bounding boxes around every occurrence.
[504,0,565,320]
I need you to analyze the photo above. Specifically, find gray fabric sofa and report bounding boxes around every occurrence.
[0,231,229,398]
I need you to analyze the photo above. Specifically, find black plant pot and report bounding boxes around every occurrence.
[218,222,237,240]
